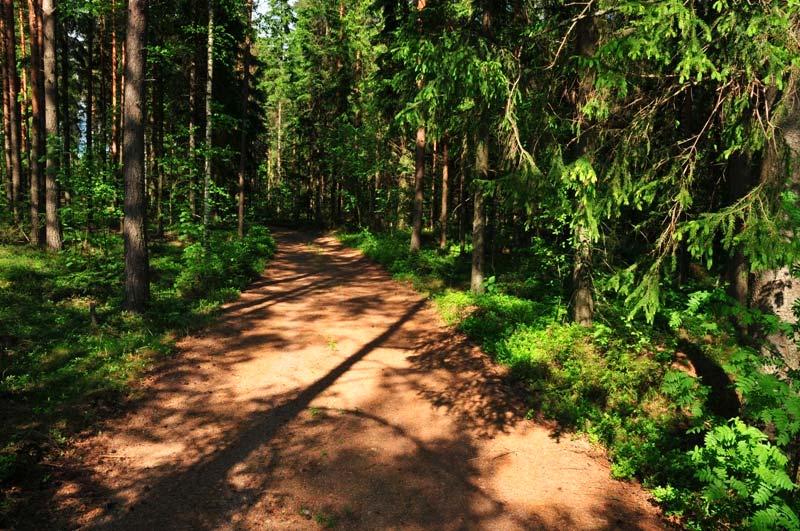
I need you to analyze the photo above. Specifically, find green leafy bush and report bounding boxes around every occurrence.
[690,419,798,529]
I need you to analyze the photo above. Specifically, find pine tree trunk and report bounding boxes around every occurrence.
[410,127,425,252]
[16,2,28,180]
[203,0,213,244]
[27,0,43,245]
[237,0,252,238]
[726,152,754,308]
[751,83,800,369]
[458,138,466,253]
[110,0,119,164]
[3,0,24,224]
[570,16,597,326]
[122,0,148,311]
[439,139,449,249]
[85,19,94,231]
[188,55,196,217]
[471,138,487,293]
[42,0,60,249]
[409,0,425,252]
[59,17,68,176]
[153,64,164,237]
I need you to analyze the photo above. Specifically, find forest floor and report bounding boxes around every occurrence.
[39,230,664,530]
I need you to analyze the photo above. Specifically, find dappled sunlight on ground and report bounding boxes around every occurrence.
[43,230,663,530]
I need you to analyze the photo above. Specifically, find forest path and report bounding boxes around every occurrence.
[52,230,663,530]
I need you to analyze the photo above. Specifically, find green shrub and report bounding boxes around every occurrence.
[690,419,798,529]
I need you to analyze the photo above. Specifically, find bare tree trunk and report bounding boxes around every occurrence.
[122,0,148,311]
[153,64,164,237]
[3,0,24,224]
[16,2,28,179]
[726,152,754,308]
[85,18,94,231]
[409,0,425,252]
[458,138,466,253]
[410,127,425,252]
[42,0,59,249]
[187,55,196,217]
[110,0,119,164]
[471,138,487,294]
[237,0,253,238]
[203,0,213,244]
[570,16,597,326]
[439,139,448,249]
[27,0,43,245]
[59,17,69,177]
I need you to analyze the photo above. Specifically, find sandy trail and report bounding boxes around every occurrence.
[49,230,663,530]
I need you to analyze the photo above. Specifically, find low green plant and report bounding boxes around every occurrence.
[0,226,276,492]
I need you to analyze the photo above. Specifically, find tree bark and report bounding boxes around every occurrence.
[110,0,119,164]
[410,126,425,252]
[85,18,94,231]
[751,82,800,369]
[3,0,24,224]
[58,12,68,175]
[203,0,213,244]
[153,63,164,237]
[570,16,597,326]
[42,0,60,249]
[27,0,43,245]
[122,0,148,311]
[409,0,425,252]
[471,138,487,293]
[237,0,253,238]
[439,139,449,249]
[1,21,11,212]
[188,54,196,217]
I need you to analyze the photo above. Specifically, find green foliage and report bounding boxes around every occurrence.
[0,226,275,488]
[689,419,798,529]
[339,228,800,528]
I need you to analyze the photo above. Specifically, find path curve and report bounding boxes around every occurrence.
[51,230,664,530]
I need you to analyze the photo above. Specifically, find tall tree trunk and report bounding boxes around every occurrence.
[3,0,24,224]
[750,79,800,369]
[409,0,425,252]
[122,0,148,311]
[471,10,493,294]
[1,25,11,213]
[27,0,43,245]
[410,126,425,252]
[203,0,213,244]
[237,0,252,238]
[458,137,466,253]
[85,18,94,231]
[188,56,196,216]
[153,64,164,236]
[59,17,68,176]
[16,2,28,179]
[570,16,597,326]
[110,0,119,164]
[471,138,487,293]
[439,139,449,249]
[42,0,59,249]
[726,152,754,308]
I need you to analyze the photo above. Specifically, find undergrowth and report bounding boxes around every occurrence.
[339,228,800,530]
[0,226,275,509]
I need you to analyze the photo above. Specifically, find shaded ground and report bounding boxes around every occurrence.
[40,230,663,529]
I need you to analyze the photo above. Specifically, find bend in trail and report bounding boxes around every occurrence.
[50,230,663,530]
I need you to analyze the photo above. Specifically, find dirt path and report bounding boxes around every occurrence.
[49,230,663,530]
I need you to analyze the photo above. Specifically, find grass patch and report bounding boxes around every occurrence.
[0,226,275,510]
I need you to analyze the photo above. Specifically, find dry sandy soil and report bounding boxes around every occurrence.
[43,230,664,530]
